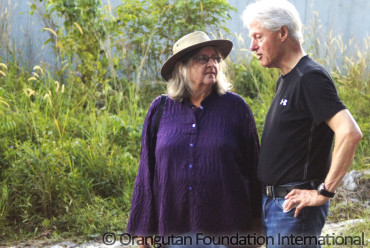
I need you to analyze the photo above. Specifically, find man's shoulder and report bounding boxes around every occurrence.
[295,56,329,78]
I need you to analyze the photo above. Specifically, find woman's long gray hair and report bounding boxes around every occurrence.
[167,47,232,102]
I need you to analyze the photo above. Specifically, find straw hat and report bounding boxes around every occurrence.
[161,31,233,81]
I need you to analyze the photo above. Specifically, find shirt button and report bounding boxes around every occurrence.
[192,124,196,128]
[190,143,194,147]
[189,164,193,168]
[199,106,204,110]
[188,186,193,191]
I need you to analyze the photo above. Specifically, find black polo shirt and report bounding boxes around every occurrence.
[258,56,346,186]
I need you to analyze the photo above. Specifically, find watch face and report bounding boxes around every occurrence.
[318,184,324,191]
[317,183,335,197]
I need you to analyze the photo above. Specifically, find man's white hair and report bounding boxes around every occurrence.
[242,0,304,44]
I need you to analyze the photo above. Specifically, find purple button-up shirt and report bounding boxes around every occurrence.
[127,91,260,236]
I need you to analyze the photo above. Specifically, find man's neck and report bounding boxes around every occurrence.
[280,43,305,75]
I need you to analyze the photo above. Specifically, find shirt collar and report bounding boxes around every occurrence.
[281,55,309,79]
[183,89,219,108]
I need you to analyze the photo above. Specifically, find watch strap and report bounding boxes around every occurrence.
[317,183,335,198]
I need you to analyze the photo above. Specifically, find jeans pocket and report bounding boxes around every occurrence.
[274,197,286,210]
[274,198,297,213]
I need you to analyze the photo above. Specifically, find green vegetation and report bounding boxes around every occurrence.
[0,0,368,243]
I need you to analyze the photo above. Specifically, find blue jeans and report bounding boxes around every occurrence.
[262,192,329,248]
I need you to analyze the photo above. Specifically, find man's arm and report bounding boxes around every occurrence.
[323,109,363,191]
[284,109,362,217]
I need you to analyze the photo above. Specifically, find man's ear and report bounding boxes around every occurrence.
[280,26,289,42]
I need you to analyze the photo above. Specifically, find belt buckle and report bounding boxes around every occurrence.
[266,185,273,197]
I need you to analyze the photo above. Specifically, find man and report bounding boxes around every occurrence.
[242,0,362,247]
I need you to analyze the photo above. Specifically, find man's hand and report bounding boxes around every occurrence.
[284,189,329,217]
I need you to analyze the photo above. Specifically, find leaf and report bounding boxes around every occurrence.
[43,38,53,46]
[0,63,7,70]
[43,27,58,37]
[73,22,84,35]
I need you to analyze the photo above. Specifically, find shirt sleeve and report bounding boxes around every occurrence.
[300,70,346,125]
[126,96,162,236]
[239,98,261,218]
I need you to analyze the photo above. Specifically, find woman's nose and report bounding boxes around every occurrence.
[207,57,216,66]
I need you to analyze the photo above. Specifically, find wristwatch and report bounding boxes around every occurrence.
[317,183,335,198]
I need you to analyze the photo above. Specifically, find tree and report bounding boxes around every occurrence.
[31,0,235,87]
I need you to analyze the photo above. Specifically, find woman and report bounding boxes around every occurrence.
[127,31,261,247]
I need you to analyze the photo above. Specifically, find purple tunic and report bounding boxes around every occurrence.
[127,91,261,236]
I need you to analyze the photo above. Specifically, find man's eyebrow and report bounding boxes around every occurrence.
[249,32,256,38]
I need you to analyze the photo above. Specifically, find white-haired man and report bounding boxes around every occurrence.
[242,0,362,247]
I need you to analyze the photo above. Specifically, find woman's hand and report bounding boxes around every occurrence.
[137,236,152,248]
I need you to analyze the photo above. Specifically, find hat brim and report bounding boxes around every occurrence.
[161,39,233,81]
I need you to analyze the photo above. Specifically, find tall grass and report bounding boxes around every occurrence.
[332,37,369,170]
[0,0,13,58]
[0,59,143,239]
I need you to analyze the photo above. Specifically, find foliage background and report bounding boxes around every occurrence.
[0,0,368,242]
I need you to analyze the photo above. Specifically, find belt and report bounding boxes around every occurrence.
[263,181,318,198]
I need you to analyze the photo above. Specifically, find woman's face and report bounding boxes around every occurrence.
[187,46,220,89]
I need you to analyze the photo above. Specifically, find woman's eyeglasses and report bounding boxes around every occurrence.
[193,55,222,64]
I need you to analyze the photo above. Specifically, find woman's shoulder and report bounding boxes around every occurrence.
[222,91,248,105]
[221,92,254,117]
[148,94,168,112]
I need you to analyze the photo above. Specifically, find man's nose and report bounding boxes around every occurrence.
[250,40,258,51]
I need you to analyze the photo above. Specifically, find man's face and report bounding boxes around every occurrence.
[248,21,283,69]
